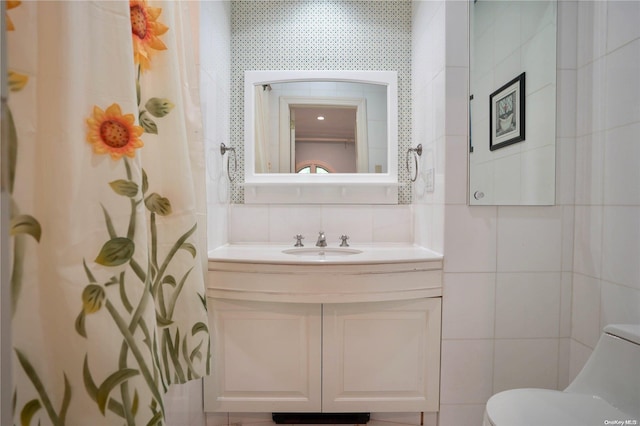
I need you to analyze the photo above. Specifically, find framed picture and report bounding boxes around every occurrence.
[489,72,525,151]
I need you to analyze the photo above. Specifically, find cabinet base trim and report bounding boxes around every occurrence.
[272,413,370,424]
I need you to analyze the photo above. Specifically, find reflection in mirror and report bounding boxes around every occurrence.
[469,0,557,205]
[254,81,387,174]
[244,71,398,204]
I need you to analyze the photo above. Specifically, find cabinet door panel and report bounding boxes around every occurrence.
[322,298,441,412]
[204,299,322,412]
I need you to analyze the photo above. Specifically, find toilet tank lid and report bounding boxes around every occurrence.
[604,324,640,345]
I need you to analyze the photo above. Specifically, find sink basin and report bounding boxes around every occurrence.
[282,247,363,257]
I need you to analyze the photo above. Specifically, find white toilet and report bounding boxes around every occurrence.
[484,324,640,426]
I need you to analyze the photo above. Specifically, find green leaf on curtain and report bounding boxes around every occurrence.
[191,322,208,336]
[132,390,139,416]
[142,169,149,194]
[10,214,41,242]
[75,311,87,338]
[109,180,139,198]
[139,111,158,134]
[8,70,29,92]
[6,107,17,194]
[146,411,164,426]
[144,193,172,216]
[96,369,139,415]
[20,399,42,426]
[83,355,99,400]
[95,238,135,266]
[156,313,174,327]
[82,356,126,419]
[180,242,197,258]
[100,205,117,239]
[198,293,207,310]
[82,284,106,314]
[60,374,72,424]
[82,259,97,283]
[162,275,177,287]
[15,349,61,425]
[145,98,175,118]
[189,340,204,363]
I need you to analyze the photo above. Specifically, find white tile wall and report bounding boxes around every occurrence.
[495,272,561,339]
[442,205,497,273]
[442,273,495,340]
[196,1,640,425]
[437,3,578,424]
[438,404,486,426]
[440,340,494,404]
[228,204,414,245]
[493,338,559,393]
[496,207,563,272]
[570,0,640,379]
[571,273,601,348]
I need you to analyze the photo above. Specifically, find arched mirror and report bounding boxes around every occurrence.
[245,70,398,204]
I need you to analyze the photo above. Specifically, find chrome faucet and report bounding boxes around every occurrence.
[315,231,327,247]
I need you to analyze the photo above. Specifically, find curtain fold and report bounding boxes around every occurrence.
[7,1,210,424]
[254,86,270,173]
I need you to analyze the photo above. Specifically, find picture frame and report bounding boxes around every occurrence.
[489,72,525,151]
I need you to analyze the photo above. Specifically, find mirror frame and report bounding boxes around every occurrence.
[244,70,399,204]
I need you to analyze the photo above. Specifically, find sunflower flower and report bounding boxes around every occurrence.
[130,0,168,72]
[5,0,21,31]
[86,104,144,160]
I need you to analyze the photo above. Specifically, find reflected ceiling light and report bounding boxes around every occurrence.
[317,116,325,120]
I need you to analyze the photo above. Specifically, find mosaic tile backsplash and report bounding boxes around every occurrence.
[230,0,412,204]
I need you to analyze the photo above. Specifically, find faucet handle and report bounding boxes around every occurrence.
[293,234,304,247]
[339,235,350,247]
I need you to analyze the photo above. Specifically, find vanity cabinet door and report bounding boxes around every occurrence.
[322,298,441,412]
[203,299,322,412]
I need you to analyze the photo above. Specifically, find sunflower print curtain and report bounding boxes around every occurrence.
[6,1,210,424]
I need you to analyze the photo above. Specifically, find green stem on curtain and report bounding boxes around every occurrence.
[152,223,197,292]
[166,268,192,320]
[129,259,152,335]
[124,160,137,240]
[128,198,137,241]
[14,349,62,425]
[160,333,171,386]
[118,343,136,426]
[157,280,167,320]
[129,258,146,283]
[139,320,167,392]
[136,66,142,107]
[105,300,165,416]
[10,235,25,316]
[181,336,199,381]
[150,212,158,269]
[119,271,133,313]
[162,328,186,383]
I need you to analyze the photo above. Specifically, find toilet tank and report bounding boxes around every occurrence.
[566,324,640,420]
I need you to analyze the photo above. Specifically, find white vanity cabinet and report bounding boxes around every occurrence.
[322,298,441,412]
[203,244,443,414]
[204,297,441,413]
[204,299,322,412]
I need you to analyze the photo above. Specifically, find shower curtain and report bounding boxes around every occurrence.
[254,86,270,173]
[6,1,210,424]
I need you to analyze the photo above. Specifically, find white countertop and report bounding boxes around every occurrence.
[208,243,443,265]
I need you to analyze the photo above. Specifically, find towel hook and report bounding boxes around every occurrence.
[406,144,422,182]
[220,143,237,182]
